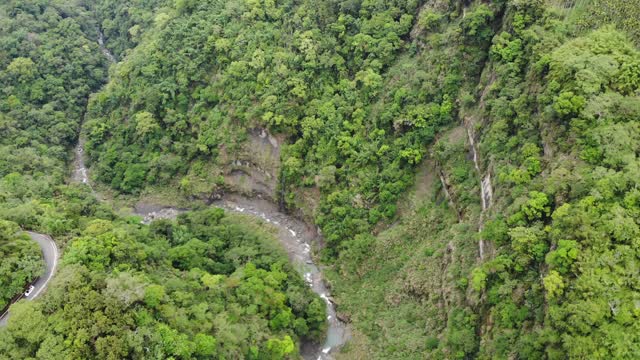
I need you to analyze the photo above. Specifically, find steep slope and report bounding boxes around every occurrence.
[334,1,640,358]
[94,0,169,59]
[84,0,500,246]
[0,0,107,314]
[469,8,640,359]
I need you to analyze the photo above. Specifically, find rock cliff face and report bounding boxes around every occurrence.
[221,128,282,201]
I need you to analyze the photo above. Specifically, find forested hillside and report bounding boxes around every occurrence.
[0,1,326,358]
[0,0,108,233]
[0,0,106,315]
[94,0,169,59]
[0,209,325,359]
[2,0,640,359]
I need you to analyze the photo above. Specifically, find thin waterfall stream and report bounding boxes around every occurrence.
[97,28,116,63]
[467,127,493,260]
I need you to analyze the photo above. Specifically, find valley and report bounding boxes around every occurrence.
[1,0,640,359]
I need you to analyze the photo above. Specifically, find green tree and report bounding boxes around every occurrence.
[144,284,165,309]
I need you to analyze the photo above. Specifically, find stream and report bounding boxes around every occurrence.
[98,28,116,63]
[71,28,115,190]
[71,139,91,187]
[72,141,349,360]
[72,145,350,360]
[133,195,350,359]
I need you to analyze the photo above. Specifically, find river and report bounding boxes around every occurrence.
[133,196,350,359]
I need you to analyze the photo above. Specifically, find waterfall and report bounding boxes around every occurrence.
[467,127,493,260]
[98,28,116,63]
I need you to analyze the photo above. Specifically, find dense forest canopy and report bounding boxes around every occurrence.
[84,0,497,254]
[0,209,326,359]
[0,0,106,316]
[1,0,640,359]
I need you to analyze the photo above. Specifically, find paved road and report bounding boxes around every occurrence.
[0,232,59,327]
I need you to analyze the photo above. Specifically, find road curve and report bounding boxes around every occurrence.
[0,232,59,327]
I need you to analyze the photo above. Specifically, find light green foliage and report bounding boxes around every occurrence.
[543,270,564,299]
[200,273,223,289]
[509,226,548,265]
[144,284,165,308]
[194,333,217,357]
[264,335,295,359]
[471,267,488,291]
[6,58,36,83]
[521,191,550,221]
[553,91,586,118]
[546,239,579,273]
[134,111,160,138]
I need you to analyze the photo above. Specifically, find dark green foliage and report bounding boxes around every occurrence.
[444,308,478,359]
[0,1,106,180]
[95,0,169,58]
